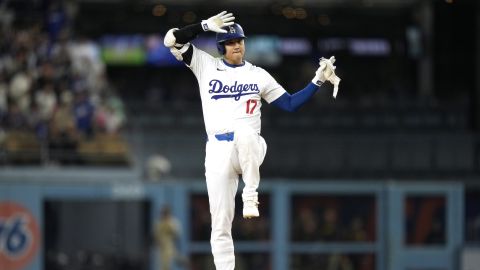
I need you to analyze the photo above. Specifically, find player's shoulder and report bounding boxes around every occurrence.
[191,45,217,63]
[244,60,268,73]
[192,45,208,56]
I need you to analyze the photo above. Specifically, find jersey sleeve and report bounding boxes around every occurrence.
[259,68,287,103]
[187,45,216,79]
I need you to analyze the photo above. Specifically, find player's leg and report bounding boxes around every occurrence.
[205,140,239,270]
[234,125,267,218]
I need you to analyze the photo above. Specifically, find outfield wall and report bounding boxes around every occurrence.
[0,176,467,270]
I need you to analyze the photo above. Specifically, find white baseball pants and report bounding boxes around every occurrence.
[204,126,266,270]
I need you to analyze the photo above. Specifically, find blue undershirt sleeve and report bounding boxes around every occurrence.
[271,82,321,112]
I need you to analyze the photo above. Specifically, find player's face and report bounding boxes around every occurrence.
[223,38,245,65]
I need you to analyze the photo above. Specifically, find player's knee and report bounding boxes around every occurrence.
[258,136,267,164]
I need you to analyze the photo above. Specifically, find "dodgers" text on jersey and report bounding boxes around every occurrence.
[208,79,260,100]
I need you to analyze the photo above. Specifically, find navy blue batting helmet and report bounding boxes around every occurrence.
[216,23,246,55]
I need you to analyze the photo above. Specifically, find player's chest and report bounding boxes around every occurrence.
[202,69,262,101]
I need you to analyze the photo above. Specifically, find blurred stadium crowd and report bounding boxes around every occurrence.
[0,0,478,178]
[0,1,129,165]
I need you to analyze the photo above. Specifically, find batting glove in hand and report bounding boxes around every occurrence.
[312,56,341,98]
[201,11,235,33]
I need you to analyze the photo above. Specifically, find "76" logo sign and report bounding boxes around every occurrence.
[0,215,31,257]
[0,202,40,270]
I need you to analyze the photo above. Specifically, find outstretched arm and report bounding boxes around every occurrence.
[163,11,235,65]
[271,56,341,112]
[172,23,204,45]
[271,83,321,112]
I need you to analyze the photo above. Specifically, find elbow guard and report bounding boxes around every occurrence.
[169,43,191,61]
[164,28,191,61]
[164,28,179,48]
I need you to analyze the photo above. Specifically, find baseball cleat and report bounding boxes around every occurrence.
[243,200,259,219]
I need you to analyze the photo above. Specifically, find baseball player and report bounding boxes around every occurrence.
[163,11,340,270]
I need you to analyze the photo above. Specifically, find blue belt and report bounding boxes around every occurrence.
[214,132,234,142]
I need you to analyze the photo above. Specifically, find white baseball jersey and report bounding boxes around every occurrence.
[188,45,286,135]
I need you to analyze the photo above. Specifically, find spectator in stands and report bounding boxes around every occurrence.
[49,91,79,164]
[69,36,104,85]
[0,71,7,118]
[319,207,342,241]
[346,216,367,242]
[73,90,95,138]
[27,101,48,140]
[36,61,56,88]
[0,8,125,165]
[50,41,72,81]
[45,1,68,42]
[94,90,126,135]
[8,70,32,114]
[35,82,57,123]
[153,205,187,270]
[293,207,320,241]
[3,102,28,130]
[93,101,111,134]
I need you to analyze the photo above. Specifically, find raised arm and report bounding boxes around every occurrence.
[271,56,341,112]
[163,11,235,65]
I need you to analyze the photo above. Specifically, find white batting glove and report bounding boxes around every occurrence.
[312,62,327,86]
[201,11,235,33]
[312,56,341,98]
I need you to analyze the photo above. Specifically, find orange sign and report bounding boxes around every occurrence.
[0,202,40,270]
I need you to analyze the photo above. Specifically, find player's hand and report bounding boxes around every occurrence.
[201,11,235,33]
[312,56,341,98]
[320,56,335,80]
